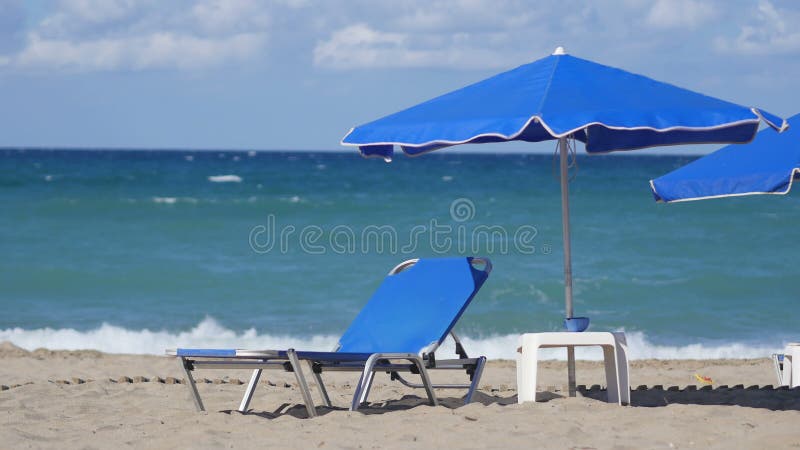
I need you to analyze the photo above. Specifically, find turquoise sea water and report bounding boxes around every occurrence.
[1,149,798,359]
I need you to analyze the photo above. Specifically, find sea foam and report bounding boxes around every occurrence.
[0,317,784,360]
[152,196,198,204]
[208,174,242,183]
[152,196,177,204]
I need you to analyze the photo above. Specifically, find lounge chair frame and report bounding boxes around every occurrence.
[167,257,491,417]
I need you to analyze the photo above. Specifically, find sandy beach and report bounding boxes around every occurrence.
[1,342,798,449]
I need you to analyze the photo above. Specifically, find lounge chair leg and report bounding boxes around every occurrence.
[412,358,439,407]
[238,369,262,413]
[358,371,376,406]
[351,354,380,411]
[307,361,331,407]
[287,349,316,418]
[179,357,205,412]
[465,356,486,404]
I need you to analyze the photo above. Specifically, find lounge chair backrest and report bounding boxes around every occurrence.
[336,257,491,355]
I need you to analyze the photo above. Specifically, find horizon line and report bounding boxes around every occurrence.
[0,146,710,157]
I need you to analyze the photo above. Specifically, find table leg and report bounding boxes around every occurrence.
[517,335,540,403]
[613,333,630,405]
[602,345,620,405]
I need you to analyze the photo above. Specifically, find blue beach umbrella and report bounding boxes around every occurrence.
[651,113,799,202]
[341,47,787,394]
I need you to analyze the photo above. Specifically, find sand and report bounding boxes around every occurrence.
[1,341,799,449]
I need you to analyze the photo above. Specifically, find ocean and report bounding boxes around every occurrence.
[2,149,798,360]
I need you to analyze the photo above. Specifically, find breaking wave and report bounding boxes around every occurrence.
[0,317,785,360]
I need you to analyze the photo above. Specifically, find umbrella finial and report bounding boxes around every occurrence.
[552,46,567,56]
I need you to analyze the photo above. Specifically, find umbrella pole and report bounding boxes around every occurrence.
[558,136,577,397]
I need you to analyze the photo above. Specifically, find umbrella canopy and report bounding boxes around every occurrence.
[343,47,786,160]
[651,113,799,203]
[341,47,786,396]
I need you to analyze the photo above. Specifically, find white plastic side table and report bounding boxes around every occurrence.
[516,331,630,405]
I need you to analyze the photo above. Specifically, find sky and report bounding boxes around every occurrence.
[1,0,799,154]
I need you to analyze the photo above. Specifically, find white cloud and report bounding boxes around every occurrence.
[313,23,524,70]
[714,0,800,55]
[191,0,270,34]
[274,0,310,8]
[38,0,151,36]
[14,31,266,71]
[386,0,539,33]
[310,0,724,71]
[55,0,142,23]
[313,24,404,69]
[645,0,716,29]
[4,0,798,74]
[308,0,570,70]
[4,0,275,71]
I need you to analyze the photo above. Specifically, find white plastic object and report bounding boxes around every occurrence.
[516,332,630,405]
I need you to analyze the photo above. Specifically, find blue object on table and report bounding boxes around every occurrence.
[564,317,590,332]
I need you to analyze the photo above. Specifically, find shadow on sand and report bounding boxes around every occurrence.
[221,392,517,419]
[573,384,800,411]
[222,385,800,419]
